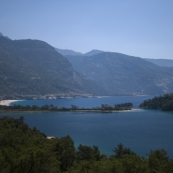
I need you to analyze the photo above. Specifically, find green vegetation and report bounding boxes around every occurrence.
[139,93,173,111]
[0,116,173,173]
[1,33,173,98]
[0,36,106,100]
[0,102,133,112]
[65,52,173,95]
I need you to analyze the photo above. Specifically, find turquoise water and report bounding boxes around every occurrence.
[1,96,173,158]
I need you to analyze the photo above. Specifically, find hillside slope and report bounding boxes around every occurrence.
[0,36,106,99]
[65,52,173,95]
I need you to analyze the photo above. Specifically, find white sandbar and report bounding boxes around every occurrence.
[0,100,22,106]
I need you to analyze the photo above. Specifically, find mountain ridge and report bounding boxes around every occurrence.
[56,48,104,57]
[1,31,173,98]
[55,48,83,56]
[144,58,173,67]
[65,52,173,95]
[0,36,106,99]
[84,49,104,56]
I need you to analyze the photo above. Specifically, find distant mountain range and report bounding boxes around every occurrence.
[56,48,173,68]
[1,31,173,99]
[65,52,173,95]
[84,50,104,56]
[0,35,106,99]
[144,58,173,67]
[56,48,104,57]
[55,48,83,56]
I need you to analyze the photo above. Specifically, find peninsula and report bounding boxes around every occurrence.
[0,102,133,113]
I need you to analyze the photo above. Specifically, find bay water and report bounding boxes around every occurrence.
[1,96,173,158]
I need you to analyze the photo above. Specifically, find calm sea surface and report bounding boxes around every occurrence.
[1,96,173,158]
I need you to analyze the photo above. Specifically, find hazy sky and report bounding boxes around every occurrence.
[0,0,173,59]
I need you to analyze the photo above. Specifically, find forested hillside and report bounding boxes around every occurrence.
[0,116,173,173]
[139,93,173,111]
[1,32,173,99]
[0,35,106,99]
[65,52,173,95]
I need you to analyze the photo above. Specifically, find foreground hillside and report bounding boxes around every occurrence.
[0,35,106,99]
[0,116,173,173]
[65,52,173,95]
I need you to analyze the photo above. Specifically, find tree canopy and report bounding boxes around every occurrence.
[0,116,173,173]
[139,93,173,111]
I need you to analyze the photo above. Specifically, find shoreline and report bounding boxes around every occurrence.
[0,100,22,106]
[70,109,131,113]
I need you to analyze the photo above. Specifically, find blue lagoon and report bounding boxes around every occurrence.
[1,96,173,158]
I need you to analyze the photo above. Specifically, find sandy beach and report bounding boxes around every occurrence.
[0,100,21,106]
